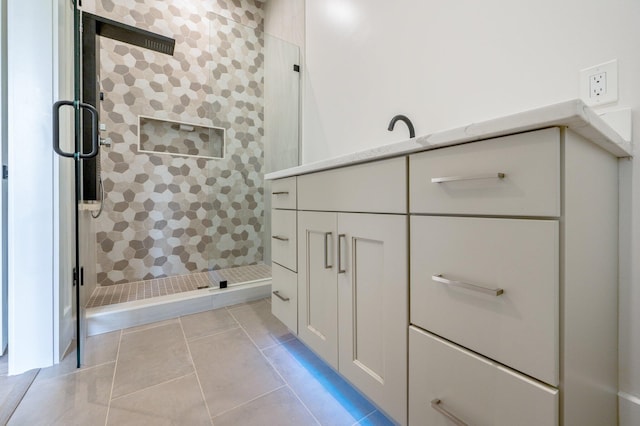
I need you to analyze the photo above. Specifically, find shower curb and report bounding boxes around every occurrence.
[85,279,271,336]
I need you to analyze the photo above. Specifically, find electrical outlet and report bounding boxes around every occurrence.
[590,72,606,99]
[580,60,618,106]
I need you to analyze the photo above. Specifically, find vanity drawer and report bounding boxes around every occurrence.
[271,209,297,271]
[409,127,560,216]
[271,177,297,210]
[410,216,559,385]
[297,157,406,214]
[409,327,558,426]
[271,263,297,333]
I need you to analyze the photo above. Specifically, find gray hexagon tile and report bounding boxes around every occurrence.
[90,0,265,286]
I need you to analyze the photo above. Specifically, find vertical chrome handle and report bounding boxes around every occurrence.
[431,172,505,183]
[431,399,468,426]
[272,290,290,302]
[338,234,346,274]
[432,274,504,296]
[324,232,332,269]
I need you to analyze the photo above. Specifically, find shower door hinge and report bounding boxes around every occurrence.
[293,64,300,72]
[73,267,84,286]
[2,165,7,180]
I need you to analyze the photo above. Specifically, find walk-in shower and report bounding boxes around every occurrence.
[77,0,299,334]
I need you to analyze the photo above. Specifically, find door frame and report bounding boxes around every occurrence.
[6,0,68,374]
[0,0,7,356]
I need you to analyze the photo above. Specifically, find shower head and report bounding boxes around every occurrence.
[85,12,175,56]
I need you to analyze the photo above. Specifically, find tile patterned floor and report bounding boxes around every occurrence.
[86,264,272,308]
[0,353,38,425]
[8,299,396,426]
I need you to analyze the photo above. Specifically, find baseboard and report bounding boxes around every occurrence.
[619,391,640,426]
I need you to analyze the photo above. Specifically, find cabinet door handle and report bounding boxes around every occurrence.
[324,232,332,269]
[432,274,504,296]
[338,234,346,274]
[431,172,505,183]
[431,399,468,426]
[272,290,290,302]
[272,191,289,195]
[272,235,289,241]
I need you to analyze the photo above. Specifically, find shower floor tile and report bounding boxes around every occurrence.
[86,263,272,308]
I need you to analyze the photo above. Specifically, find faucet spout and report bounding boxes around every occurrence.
[387,114,415,138]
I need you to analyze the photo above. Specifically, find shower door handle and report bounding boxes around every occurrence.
[53,100,100,159]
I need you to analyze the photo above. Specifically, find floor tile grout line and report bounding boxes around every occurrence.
[183,325,242,344]
[209,384,289,420]
[351,409,379,426]
[259,334,297,352]
[108,371,198,402]
[121,319,181,335]
[32,358,117,382]
[226,309,322,426]
[178,317,215,426]
[2,367,40,425]
[104,329,123,426]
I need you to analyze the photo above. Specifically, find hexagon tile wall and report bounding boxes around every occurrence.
[86,0,266,285]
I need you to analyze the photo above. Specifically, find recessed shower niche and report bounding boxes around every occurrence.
[138,116,225,159]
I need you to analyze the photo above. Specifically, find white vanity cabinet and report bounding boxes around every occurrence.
[269,102,626,426]
[409,127,619,426]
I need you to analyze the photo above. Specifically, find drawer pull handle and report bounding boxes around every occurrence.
[431,172,505,183]
[431,399,468,426]
[324,232,333,269]
[272,290,290,302]
[272,191,289,195]
[338,234,346,274]
[432,274,504,296]
[272,235,289,242]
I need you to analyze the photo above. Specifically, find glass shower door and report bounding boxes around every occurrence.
[52,1,100,368]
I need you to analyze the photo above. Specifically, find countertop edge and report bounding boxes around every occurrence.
[266,99,633,180]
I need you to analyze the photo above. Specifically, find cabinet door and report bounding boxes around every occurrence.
[297,211,338,368]
[337,213,408,425]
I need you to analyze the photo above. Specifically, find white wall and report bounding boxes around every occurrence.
[7,0,57,373]
[303,0,640,421]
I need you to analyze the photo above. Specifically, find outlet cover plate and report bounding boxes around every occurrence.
[580,59,618,106]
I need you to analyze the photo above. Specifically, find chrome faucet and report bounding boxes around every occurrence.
[387,114,415,138]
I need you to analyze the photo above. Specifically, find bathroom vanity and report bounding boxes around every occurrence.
[266,100,632,426]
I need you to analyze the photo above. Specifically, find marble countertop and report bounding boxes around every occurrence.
[266,99,632,180]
